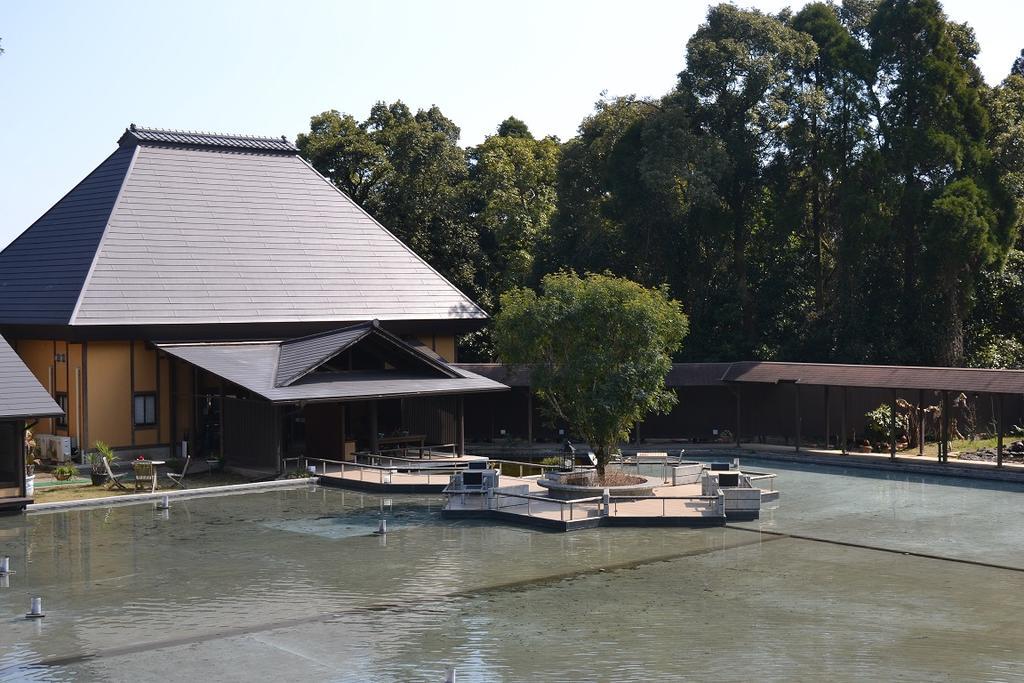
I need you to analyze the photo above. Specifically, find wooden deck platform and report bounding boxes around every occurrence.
[442,480,731,532]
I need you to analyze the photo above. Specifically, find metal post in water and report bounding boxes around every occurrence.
[0,556,12,575]
[156,495,171,510]
[26,596,44,619]
[375,519,387,535]
[445,666,457,683]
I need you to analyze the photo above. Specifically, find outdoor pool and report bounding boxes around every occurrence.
[1,458,1023,681]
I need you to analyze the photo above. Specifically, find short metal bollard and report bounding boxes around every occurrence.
[26,596,45,619]
[0,555,13,576]
[156,495,171,510]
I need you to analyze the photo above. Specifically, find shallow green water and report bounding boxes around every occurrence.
[1,459,1022,681]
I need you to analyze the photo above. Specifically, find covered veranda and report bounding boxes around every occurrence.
[156,322,508,474]
[722,362,1024,468]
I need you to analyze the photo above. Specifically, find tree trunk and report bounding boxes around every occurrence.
[595,444,609,480]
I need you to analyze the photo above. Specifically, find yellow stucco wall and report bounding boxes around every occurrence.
[417,334,456,362]
[86,342,132,449]
[15,340,56,434]
[132,341,159,446]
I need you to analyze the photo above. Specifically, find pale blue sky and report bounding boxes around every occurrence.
[1,0,1021,248]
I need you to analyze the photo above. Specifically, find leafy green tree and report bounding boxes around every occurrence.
[547,96,656,277]
[468,120,560,297]
[494,272,687,477]
[496,116,532,139]
[965,250,1024,368]
[869,0,1016,365]
[674,5,816,354]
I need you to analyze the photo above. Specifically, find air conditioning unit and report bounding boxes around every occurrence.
[37,434,74,463]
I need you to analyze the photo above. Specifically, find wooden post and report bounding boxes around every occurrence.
[218,381,225,461]
[369,400,379,454]
[824,386,831,450]
[340,403,347,461]
[526,391,533,444]
[997,393,1004,468]
[841,386,847,455]
[889,390,897,460]
[457,396,465,456]
[794,385,801,452]
[918,389,925,457]
[169,355,178,458]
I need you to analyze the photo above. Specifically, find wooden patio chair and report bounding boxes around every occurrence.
[166,456,191,489]
[132,461,157,493]
[102,457,130,491]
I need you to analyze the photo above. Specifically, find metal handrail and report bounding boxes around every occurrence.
[491,489,604,520]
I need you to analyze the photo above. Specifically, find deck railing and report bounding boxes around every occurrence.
[284,456,463,486]
[607,494,723,517]
[490,489,605,521]
[487,459,561,478]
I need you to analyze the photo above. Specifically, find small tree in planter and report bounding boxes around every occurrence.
[89,441,117,485]
[495,271,688,480]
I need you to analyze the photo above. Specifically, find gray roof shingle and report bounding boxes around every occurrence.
[0,126,487,327]
[0,145,135,324]
[157,327,507,403]
[0,335,63,419]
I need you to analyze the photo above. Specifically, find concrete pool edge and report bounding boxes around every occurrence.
[25,478,317,513]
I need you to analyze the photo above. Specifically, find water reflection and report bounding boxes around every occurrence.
[0,464,1021,681]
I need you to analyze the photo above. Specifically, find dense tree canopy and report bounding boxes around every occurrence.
[298,1,1024,368]
[494,272,688,476]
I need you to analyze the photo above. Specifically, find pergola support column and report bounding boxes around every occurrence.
[890,390,897,460]
[841,386,847,455]
[997,393,1004,468]
[918,389,925,457]
[735,385,742,448]
[824,386,831,450]
[369,400,379,454]
[457,396,465,456]
[941,390,950,463]
[526,391,533,444]
[794,385,801,452]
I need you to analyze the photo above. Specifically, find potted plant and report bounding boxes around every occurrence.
[89,441,117,485]
[52,463,77,481]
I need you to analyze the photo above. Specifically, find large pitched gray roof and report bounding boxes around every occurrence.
[0,335,63,419]
[156,325,507,404]
[0,145,135,324]
[0,126,487,326]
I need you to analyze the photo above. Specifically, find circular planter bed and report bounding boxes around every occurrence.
[537,469,660,499]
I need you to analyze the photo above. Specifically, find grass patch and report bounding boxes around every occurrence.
[31,471,255,503]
